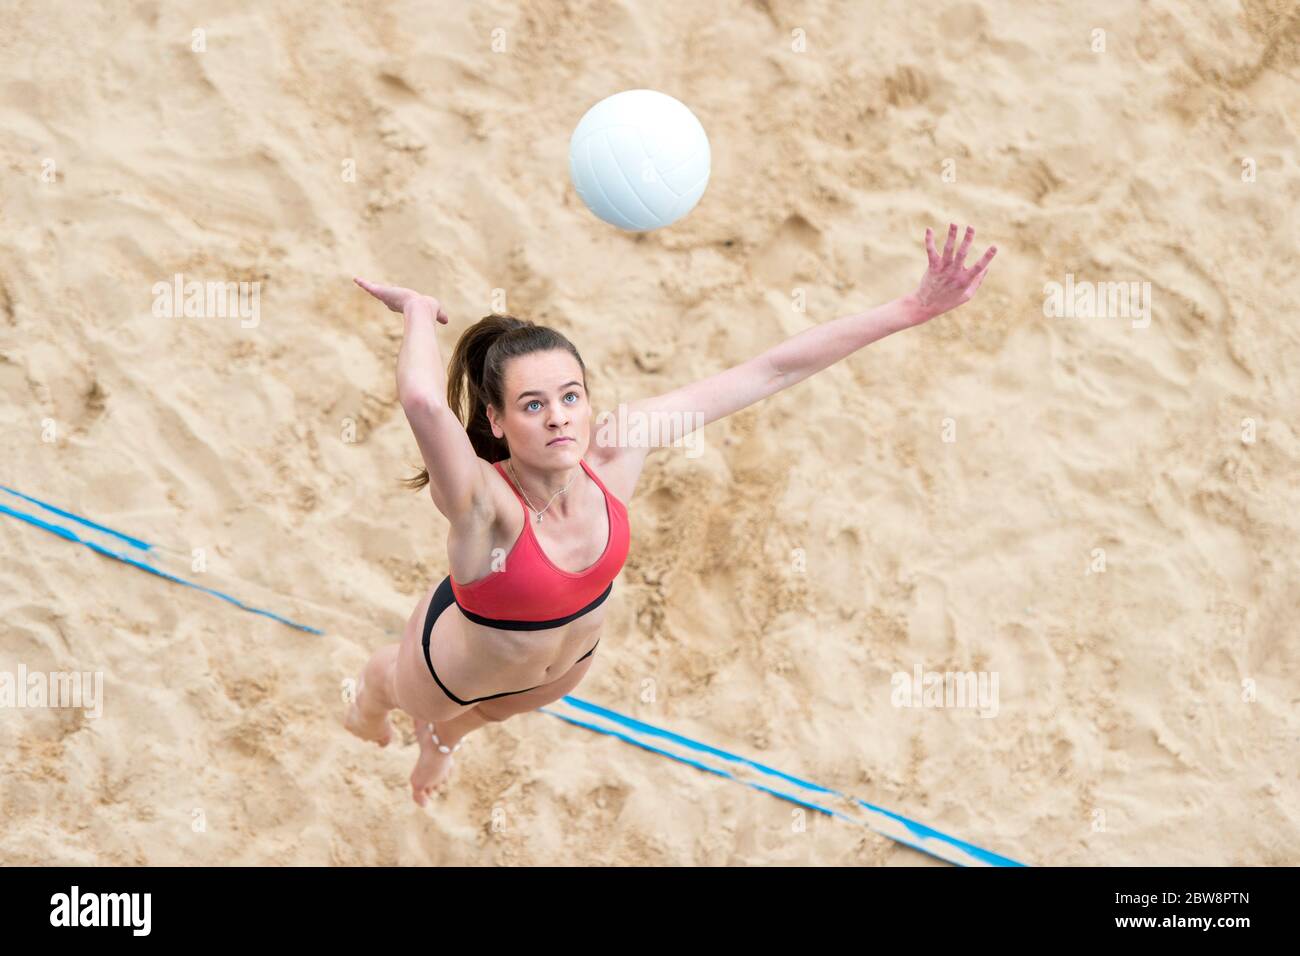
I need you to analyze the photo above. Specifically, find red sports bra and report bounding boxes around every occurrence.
[448,458,630,627]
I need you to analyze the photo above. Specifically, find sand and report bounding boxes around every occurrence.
[1,0,1298,865]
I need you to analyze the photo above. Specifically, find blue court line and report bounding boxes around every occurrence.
[1,484,1020,863]
[0,498,322,635]
[541,708,869,822]
[545,696,1026,867]
[541,707,970,867]
[0,485,155,553]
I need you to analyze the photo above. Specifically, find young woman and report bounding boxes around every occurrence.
[346,223,996,806]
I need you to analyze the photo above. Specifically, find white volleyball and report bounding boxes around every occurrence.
[568,89,711,232]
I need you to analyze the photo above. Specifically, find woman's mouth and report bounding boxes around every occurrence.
[548,437,574,445]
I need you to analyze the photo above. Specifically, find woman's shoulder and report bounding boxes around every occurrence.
[582,446,641,508]
[449,457,520,539]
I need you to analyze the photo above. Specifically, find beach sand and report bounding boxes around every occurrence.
[1,0,1297,865]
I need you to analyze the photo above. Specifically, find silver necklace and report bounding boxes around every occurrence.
[507,459,576,523]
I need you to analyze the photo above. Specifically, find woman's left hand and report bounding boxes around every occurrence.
[907,223,997,324]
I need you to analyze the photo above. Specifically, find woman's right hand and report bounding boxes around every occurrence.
[354,277,449,323]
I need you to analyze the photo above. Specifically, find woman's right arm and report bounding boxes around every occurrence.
[355,278,494,525]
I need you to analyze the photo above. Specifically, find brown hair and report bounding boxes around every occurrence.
[403,313,589,491]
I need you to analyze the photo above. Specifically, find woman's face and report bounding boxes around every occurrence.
[491,350,589,464]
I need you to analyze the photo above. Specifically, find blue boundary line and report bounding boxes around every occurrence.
[0,498,321,635]
[545,696,1026,867]
[0,485,154,553]
[541,708,970,867]
[540,708,869,823]
[1,484,1022,864]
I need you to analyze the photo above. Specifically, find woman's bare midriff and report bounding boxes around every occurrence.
[392,454,622,724]
[396,581,607,718]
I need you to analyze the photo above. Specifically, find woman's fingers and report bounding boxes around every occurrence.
[354,276,430,314]
[924,227,940,268]
[967,245,997,277]
[963,250,997,298]
[955,226,974,268]
[942,222,958,264]
[912,226,996,316]
[926,223,987,272]
[354,276,388,300]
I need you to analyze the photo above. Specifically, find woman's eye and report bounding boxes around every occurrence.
[526,393,578,412]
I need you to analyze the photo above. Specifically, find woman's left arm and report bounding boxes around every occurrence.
[615,223,996,441]
[765,222,996,391]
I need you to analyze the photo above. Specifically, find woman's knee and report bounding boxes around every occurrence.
[360,644,399,707]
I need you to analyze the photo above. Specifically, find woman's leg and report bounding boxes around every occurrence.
[408,654,597,805]
[345,582,470,746]
[344,641,401,746]
[409,708,492,806]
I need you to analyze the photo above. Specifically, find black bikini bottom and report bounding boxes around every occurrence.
[420,574,607,706]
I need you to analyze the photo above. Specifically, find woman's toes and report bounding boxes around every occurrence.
[410,750,455,803]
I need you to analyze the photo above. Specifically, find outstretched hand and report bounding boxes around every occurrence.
[907,224,997,325]
[354,277,449,322]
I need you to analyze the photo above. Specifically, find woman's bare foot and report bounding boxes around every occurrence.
[410,721,459,805]
[344,676,394,747]
[410,748,455,806]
